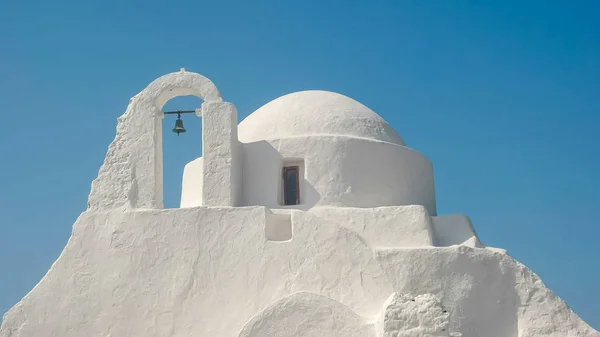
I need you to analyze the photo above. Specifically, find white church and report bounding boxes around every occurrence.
[1,69,598,337]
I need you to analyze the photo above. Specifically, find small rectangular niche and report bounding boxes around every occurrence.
[280,159,304,206]
[265,211,293,242]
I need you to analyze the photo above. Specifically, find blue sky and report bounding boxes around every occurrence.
[0,0,599,329]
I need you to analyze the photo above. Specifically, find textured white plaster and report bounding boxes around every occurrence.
[87,70,224,210]
[2,72,598,337]
[310,206,434,248]
[237,292,375,337]
[379,293,459,337]
[3,207,596,337]
[240,136,436,214]
[0,207,390,336]
[376,246,599,336]
[201,101,240,207]
[237,292,462,337]
[238,90,406,146]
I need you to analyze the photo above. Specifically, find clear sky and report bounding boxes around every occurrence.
[0,0,598,329]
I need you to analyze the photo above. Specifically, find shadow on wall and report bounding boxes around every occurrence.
[430,215,484,248]
[243,141,320,210]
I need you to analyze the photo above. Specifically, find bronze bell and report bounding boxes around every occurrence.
[172,113,186,136]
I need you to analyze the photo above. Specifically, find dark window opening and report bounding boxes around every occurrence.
[283,166,300,205]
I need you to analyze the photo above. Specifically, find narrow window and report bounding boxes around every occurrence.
[282,166,300,205]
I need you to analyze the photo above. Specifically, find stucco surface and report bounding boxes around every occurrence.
[193,135,434,213]
[379,293,456,337]
[183,136,436,213]
[1,207,597,337]
[88,69,240,211]
[201,101,241,207]
[309,206,434,248]
[236,292,375,337]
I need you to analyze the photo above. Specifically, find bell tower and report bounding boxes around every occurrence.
[87,69,241,210]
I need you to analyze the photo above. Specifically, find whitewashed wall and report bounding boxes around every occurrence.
[1,206,597,337]
[240,136,436,213]
[2,72,597,337]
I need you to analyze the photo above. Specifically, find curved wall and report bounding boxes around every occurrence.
[241,136,436,214]
[181,157,203,208]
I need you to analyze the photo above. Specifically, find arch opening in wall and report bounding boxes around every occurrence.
[87,70,224,210]
[161,95,204,209]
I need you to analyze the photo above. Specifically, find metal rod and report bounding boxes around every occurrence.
[163,110,196,115]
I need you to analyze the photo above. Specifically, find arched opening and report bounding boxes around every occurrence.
[161,95,204,209]
[87,70,237,210]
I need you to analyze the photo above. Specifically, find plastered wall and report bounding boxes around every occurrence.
[239,136,436,214]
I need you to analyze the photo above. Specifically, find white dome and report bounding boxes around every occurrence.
[238,91,405,146]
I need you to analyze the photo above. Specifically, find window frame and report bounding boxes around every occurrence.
[282,165,300,206]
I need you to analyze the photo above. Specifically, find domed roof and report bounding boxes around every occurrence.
[238,90,405,146]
